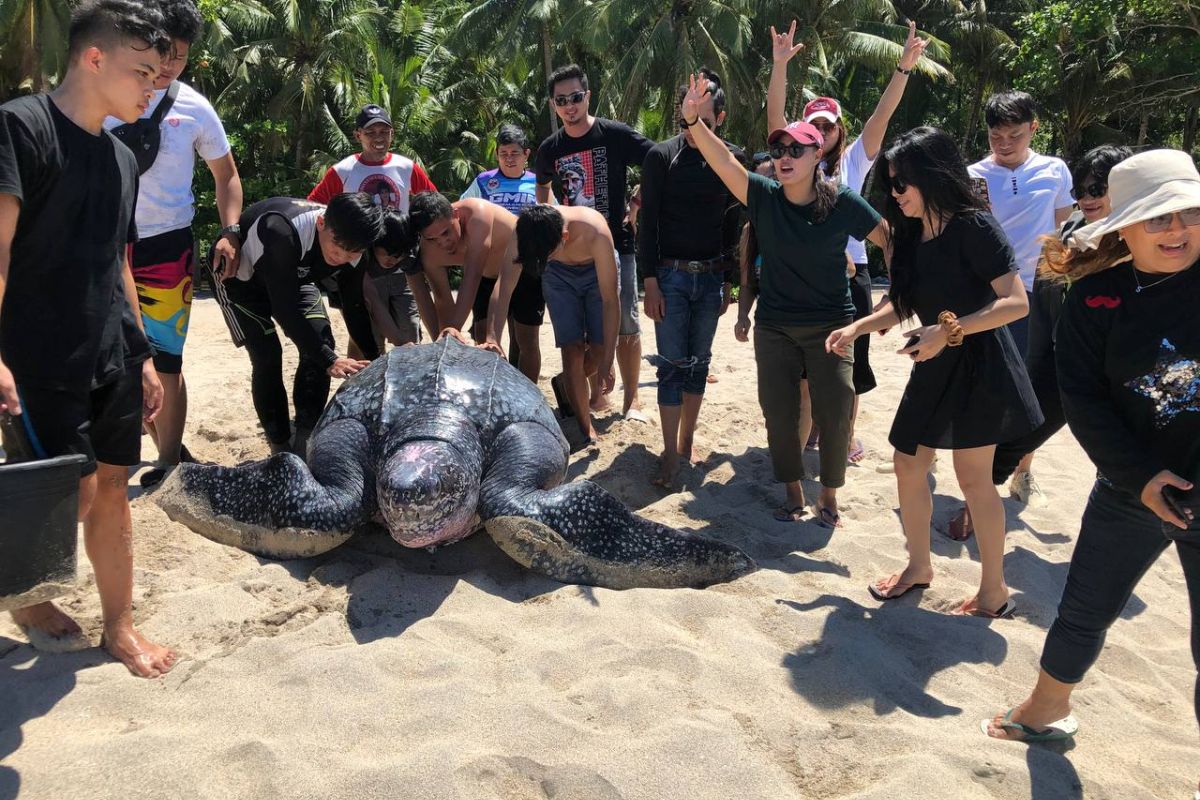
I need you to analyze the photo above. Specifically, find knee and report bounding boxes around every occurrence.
[892,450,928,481]
[956,469,998,498]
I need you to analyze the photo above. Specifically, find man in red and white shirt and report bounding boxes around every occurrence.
[309,104,436,358]
[309,104,436,210]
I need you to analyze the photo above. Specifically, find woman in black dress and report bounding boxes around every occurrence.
[826,127,1041,616]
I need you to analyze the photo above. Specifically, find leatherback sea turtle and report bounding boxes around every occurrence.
[158,336,754,589]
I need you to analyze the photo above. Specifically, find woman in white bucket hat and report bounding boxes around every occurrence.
[982,150,1200,796]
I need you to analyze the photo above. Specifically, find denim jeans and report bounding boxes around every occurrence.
[651,267,723,406]
[1040,481,1200,729]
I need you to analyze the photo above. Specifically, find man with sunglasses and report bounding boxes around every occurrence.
[637,68,743,487]
[535,64,655,422]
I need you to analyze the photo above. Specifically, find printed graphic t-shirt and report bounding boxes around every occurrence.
[535,118,654,254]
[308,152,437,212]
[102,80,231,238]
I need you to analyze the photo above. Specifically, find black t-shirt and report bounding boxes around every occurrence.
[535,118,654,254]
[1056,259,1200,496]
[637,134,744,280]
[902,212,1017,325]
[0,95,146,391]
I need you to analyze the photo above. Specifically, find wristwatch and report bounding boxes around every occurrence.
[219,223,242,242]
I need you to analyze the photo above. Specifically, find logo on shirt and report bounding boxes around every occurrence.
[486,177,500,192]
[358,174,403,210]
[1085,294,1121,310]
[168,117,180,127]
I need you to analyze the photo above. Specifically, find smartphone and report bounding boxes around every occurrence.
[1163,484,1197,520]
[903,334,921,357]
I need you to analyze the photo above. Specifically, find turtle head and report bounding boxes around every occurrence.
[378,439,482,548]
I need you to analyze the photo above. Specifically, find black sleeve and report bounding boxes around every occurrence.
[621,121,655,166]
[128,171,140,244]
[335,265,379,361]
[1056,282,1163,496]
[0,109,34,202]
[636,144,669,281]
[534,137,556,185]
[964,212,1019,284]
[253,215,339,368]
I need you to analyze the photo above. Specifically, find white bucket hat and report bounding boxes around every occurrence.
[1071,149,1200,250]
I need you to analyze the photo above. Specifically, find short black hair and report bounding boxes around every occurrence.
[547,64,588,98]
[408,192,454,235]
[158,0,202,45]
[496,123,529,151]
[516,205,564,278]
[1072,144,1133,189]
[375,210,415,257]
[984,91,1037,128]
[324,192,385,252]
[696,67,726,115]
[68,0,170,59]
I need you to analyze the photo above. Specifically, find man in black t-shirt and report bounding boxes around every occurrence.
[535,64,655,421]
[210,193,383,456]
[0,0,176,677]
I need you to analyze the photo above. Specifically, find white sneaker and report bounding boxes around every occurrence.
[1009,470,1047,506]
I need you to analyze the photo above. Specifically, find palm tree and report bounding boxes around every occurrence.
[211,0,384,170]
[0,0,71,96]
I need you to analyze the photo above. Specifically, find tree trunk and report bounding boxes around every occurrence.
[1184,106,1198,154]
[1137,110,1150,146]
[789,44,812,121]
[961,69,986,156]
[543,22,557,133]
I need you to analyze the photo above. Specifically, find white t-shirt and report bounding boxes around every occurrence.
[822,136,875,265]
[968,151,1073,290]
[103,81,231,239]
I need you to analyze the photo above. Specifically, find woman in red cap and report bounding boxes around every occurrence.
[680,75,889,527]
[768,19,928,465]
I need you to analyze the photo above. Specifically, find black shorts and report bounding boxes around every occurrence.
[212,276,329,349]
[471,272,546,330]
[9,366,144,477]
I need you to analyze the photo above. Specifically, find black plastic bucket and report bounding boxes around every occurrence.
[0,454,86,612]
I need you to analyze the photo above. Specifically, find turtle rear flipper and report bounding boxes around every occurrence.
[157,419,373,559]
[479,424,755,589]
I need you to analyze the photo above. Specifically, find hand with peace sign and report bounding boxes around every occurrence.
[770,20,805,64]
[898,20,929,73]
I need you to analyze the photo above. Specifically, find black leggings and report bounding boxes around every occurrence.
[849,267,876,395]
[244,325,334,445]
[1040,481,1200,729]
[992,279,1066,484]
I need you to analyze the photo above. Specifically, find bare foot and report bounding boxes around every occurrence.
[983,696,1073,741]
[10,602,91,651]
[101,624,177,678]
[650,453,680,489]
[589,394,611,412]
[679,439,710,467]
[11,601,82,638]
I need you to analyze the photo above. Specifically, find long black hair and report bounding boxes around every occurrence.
[873,126,987,321]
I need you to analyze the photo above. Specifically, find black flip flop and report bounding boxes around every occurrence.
[868,579,930,601]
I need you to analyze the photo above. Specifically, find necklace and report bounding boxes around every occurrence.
[1132,265,1183,293]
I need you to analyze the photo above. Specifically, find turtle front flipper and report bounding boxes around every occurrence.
[157,419,373,559]
[479,424,755,589]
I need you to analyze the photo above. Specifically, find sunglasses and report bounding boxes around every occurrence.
[1142,207,1200,233]
[888,174,911,194]
[552,90,587,107]
[1071,182,1107,201]
[768,142,816,160]
[810,120,837,135]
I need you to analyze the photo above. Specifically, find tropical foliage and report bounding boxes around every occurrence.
[1,0,1197,243]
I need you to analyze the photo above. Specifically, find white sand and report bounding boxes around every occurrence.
[1,294,1195,799]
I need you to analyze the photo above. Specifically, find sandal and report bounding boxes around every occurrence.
[868,575,930,601]
[812,504,841,529]
[773,504,806,522]
[847,439,865,464]
[979,708,1078,743]
[957,598,1016,619]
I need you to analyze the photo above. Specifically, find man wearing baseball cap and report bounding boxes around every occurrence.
[309,104,438,359]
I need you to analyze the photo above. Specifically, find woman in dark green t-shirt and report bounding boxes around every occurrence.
[680,75,887,526]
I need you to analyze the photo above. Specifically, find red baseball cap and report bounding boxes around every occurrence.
[766,120,824,148]
[803,97,842,124]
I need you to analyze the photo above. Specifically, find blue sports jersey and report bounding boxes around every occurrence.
[463,168,540,213]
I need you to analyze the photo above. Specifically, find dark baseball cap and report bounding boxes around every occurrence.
[355,104,392,129]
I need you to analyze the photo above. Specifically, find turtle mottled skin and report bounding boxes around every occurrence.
[158,337,754,589]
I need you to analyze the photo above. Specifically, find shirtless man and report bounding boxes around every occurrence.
[405,193,517,341]
[485,204,618,445]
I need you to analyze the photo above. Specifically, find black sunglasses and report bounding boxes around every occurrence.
[1071,182,1106,201]
[768,142,815,160]
[552,90,587,107]
[888,174,911,194]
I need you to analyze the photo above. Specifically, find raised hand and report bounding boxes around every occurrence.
[770,20,805,64]
[680,73,708,125]
[898,20,929,72]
